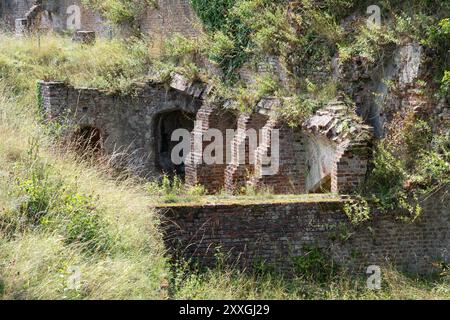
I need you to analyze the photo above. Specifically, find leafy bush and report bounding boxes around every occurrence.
[0,34,151,95]
[344,196,370,225]
[2,140,114,253]
[293,246,339,283]
[82,0,155,27]
[191,0,250,78]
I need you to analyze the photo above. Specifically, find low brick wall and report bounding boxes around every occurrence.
[158,188,449,274]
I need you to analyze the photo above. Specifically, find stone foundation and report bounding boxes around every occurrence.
[158,187,449,274]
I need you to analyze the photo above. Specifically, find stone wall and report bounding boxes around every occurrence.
[39,79,203,177]
[1,0,109,34]
[142,0,201,57]
[158,187,449,274]
[1,0,200,40]
[0,0,30,27]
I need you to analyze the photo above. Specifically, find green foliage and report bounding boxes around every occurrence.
[163,34,200,63]
[190,0,236,31]
[344,196,370,225]
[292,246,338,283]
[82,0,155,27]
[2,139,114,253]
[277,95,319,127]
[146,174,207,203]
[339,24,398,64]
[411,135,450,189]
[441,70,450,95]
[57,192,113,253]
[362,115,448,220]
[191,0,250,78]
[0,34,151,96]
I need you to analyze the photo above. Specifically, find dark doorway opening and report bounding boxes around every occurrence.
[73,126,103,155]
[155,110,195,179]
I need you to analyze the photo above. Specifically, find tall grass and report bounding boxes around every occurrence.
[0,76,167,299]
[0,32,150,95]
[0,33,448,300]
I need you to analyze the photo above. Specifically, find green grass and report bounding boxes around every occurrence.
[0,32,449,300]
[171,265,450,300]
[0,32,151,95]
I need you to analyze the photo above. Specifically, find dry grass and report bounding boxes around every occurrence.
[0,80,167,299]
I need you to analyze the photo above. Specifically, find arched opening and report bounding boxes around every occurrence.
[155,110,195,179]
[73,125,103,155]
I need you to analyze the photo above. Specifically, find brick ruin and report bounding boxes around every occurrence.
[37,51,449,274]
[0,0,200,40]
[39,72,373,194]
[158,186,449,274]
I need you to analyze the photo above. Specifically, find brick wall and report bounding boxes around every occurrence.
[332,140,371,193]
[1,0,199,39]
[158,187,449,274]
[303,99,373,194]
[0,0,31,27]
[40,74,372,195]
[249,120,306,194]
[39,79,203,178]
[225,113,269,193]
[140,0,201,56]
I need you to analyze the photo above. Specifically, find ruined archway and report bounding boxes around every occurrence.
[155,110,195,178]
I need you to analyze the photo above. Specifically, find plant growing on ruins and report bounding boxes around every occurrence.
[146,174,207,204]
[0,34,151,95]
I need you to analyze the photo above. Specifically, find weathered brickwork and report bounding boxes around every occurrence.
[185,103,237,193]
[0,0,30,27]
[332,140,371,193]
[224,112,269,193]
[303,99,373,193]
[40,74,372,194]
[141,0,201,56]
[249,120,306,194]
[159,187,449,274]
[39,79,203,177]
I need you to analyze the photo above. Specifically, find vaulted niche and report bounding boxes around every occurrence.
[155,110,195,178]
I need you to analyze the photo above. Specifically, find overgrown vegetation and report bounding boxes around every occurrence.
[0,0,449,300]
[358,115,449,221]
[0,80,167,299]
[171,256,449,300]
[82,0,156,28]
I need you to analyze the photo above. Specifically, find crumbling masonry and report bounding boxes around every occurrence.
[39,72,373,195]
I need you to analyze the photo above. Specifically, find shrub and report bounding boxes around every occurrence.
[293,246,339,283]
